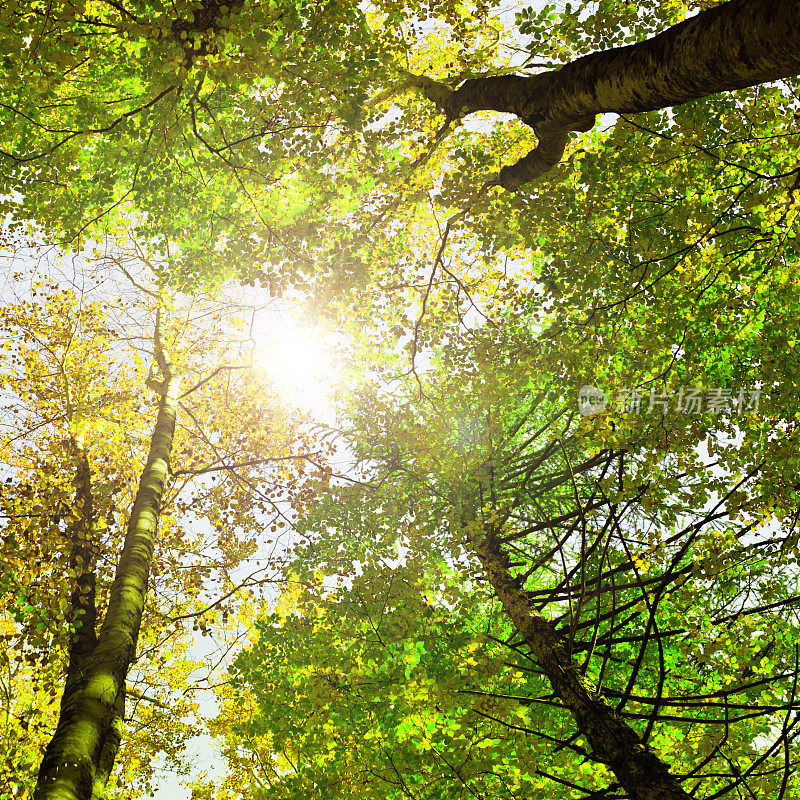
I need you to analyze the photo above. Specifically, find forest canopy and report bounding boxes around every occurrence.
[1,0,799,799]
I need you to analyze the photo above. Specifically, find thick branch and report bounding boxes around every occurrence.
[421,0,800,189]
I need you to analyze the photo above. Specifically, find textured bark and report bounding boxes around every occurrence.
[34,310,178,800]
[420,0,800,189]
[90,688,125,800]
[474,526,691,800]
[67,451,99,664]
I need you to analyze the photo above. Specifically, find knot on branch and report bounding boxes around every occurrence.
[146,366,167,395]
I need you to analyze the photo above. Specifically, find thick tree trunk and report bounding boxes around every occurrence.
[34,311,178,800]
[418,0,800,189]
[91,688,126,800]
[472,522,690,800]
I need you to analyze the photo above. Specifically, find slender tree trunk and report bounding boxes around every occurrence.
[415,0,800,189]
[35,310,178,800]
[469,515,690,800]
[65,450,99,671]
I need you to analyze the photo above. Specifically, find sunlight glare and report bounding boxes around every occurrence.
[257,324,345,413]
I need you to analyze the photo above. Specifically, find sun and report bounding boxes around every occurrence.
[256,322,346,413]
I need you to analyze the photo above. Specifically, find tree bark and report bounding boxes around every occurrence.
[67,450,99,666]
[34,309,178,800]
[471,519,691,800]
[417,0,800,189]
[90,688,125,800]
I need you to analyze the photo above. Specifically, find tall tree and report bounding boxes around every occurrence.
[211,301,800,799]
[34,298,180,800]
[0,253,320,798]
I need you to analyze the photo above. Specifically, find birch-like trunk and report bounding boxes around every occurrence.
[34,310,178,800]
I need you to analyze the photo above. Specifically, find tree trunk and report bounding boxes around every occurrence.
[472,520,691,800]
[417,0,800,189]
[91,688,126,800]
[34,310,178,800]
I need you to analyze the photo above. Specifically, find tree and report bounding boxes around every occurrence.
[33,294,182,800]
[4,0,800,796]
[210,305,800,799]
[0,265,181,798]
[0,251,321,799]
[1,0,798,280]
[410,0,800,189]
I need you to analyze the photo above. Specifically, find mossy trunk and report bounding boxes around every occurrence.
[34,370,178,800]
